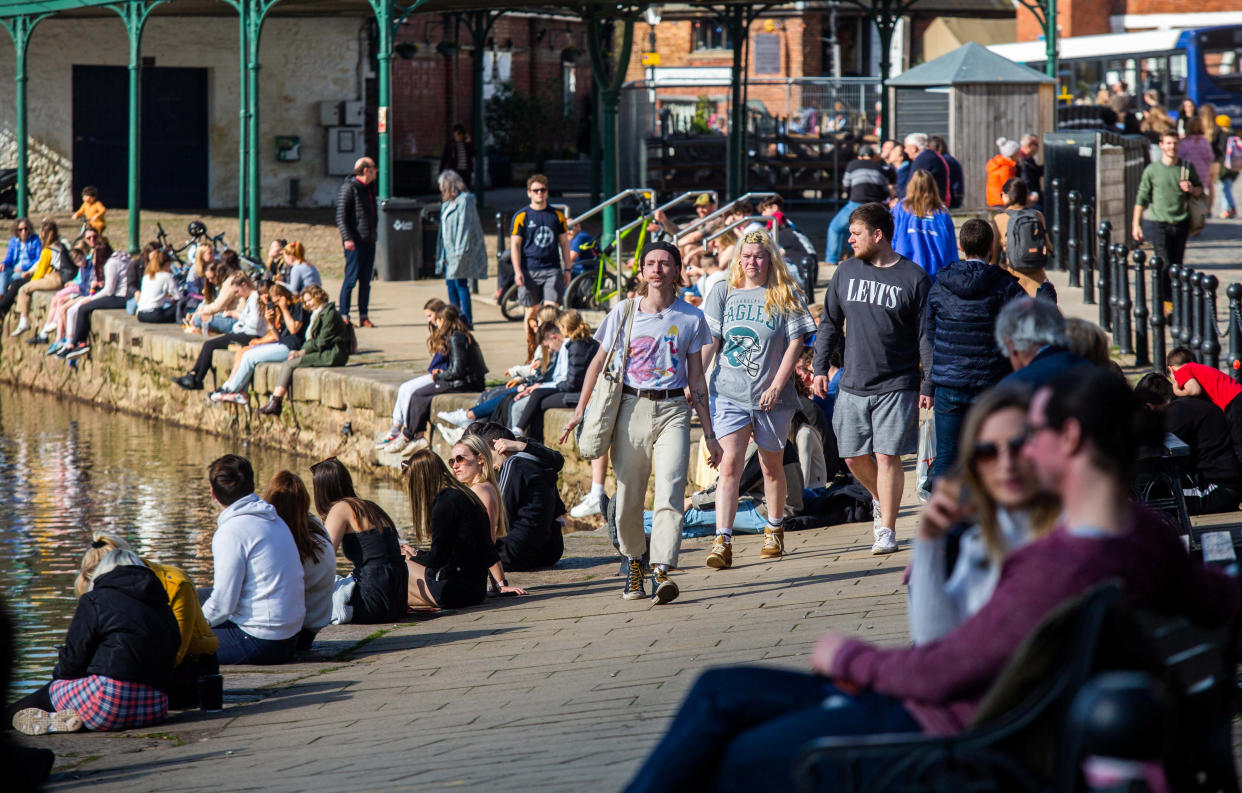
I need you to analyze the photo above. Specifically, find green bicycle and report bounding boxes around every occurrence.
[565,197,654,311]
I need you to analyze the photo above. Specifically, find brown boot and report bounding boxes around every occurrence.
[258,395,283,416]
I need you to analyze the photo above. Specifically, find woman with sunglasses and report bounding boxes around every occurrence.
[907,385,1060,645]
[447,436,527,596]
[309,457,408,623]
[2,218,40,295]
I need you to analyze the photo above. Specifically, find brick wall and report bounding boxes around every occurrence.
[1017,0,1124,40]
[1127,0,1242,12]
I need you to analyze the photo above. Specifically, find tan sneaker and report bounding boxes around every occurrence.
[13,708,82,736]
[759,527,785,559]
[705,534,733,569]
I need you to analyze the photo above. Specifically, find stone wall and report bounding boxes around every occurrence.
[0,16,364,211]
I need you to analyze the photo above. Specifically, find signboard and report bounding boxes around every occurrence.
[642,51,661,67]
[378,106,388,134]
[753,34,780,75]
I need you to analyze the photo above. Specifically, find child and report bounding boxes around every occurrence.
[71,186,107,235]
[758,195,787,233]
[1167,345,1242,464]
[568,222,598,278]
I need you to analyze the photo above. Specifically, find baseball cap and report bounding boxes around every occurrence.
[694,193,714,207]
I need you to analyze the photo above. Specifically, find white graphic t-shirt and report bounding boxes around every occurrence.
[594,298,712,391]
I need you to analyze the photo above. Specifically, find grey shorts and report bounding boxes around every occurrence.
[713,396,795,452]
[832,389,919,458]
[519,268,565,307]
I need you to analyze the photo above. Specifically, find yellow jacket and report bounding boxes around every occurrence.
[29,248,53,280]
[145,560,218,665]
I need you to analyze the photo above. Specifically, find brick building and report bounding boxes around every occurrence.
[1017,0,1242,40]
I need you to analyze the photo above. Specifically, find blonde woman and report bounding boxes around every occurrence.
[281,241,322,295]
[449,434,509,542]
[700,229,815,568]
[892,169,956,282]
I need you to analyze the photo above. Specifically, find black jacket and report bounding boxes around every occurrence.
[413,488,500,578]
[1018,156,1044,197]
[434,331,487,390]
[556,338,600,398]
[335,176,376,244]
[54,565,180,693]
[496,439,566,571]
[926,259,1026,390]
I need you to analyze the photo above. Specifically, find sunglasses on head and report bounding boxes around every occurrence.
[972,435,1027,463]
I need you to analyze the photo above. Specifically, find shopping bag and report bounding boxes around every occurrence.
[576,298,636,459]
[915,412,936,503]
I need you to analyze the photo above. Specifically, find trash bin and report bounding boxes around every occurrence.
[377,198,425,281]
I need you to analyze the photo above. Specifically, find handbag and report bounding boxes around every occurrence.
[576,298,637,460]
[915,410,936,503]
[1183,161,1209,237]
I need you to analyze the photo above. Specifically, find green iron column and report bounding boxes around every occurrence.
[221,0,251,251]
[374,2,393,199]
[1043,0,1058,80]
[725,6,746,199]
[2,13,52,220]
[842,0,921,140]
[109,1,164,253]
[586,14,635,243]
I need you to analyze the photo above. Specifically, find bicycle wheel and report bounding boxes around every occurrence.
[499,283,523,321]
[566,272,599,310]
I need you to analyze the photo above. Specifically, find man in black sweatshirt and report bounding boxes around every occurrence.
[812,202,932,555]
[469,422,567,570]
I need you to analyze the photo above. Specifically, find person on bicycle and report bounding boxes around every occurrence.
[510,174,571,353]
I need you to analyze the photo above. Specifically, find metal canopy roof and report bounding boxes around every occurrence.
[887,40,1053,86]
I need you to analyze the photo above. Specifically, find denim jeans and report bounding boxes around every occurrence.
[622,666,920,793]
[1222,176,1237,213]
[445,278,472,325]
[195,313,237,335]
[222,343,291,393]
[643,502,768,538]
[825,201,863,264]
[340,240,375,320]
[212,621,295,666]
[932,385,982,482]
[471,387,517,420]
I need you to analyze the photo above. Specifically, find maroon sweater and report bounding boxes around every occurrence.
[832,505,1239,734]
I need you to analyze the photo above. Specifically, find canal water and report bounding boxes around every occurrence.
[0,384,407,695]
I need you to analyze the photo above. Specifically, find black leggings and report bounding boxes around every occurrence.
[513,389,577,438]
[4,682,53,723]
[71,295,128,345]
[404,382,464,438]
[190,332,259,382]
[0,275,30,316]
[138,305,177,323]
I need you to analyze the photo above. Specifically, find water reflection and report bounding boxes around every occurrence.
[0,384,407,694]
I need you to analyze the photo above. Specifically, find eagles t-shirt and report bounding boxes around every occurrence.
[705,285,816,410]
[593,297,712,391]
[511,205,568,271]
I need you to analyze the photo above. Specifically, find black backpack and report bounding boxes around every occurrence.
[1005,208,1048,272]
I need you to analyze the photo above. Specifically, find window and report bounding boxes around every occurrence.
[692,20,732,51]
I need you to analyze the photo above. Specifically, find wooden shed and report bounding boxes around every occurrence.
[888,42,1055,210]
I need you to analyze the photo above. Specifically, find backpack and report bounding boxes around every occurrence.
[1005,208,1049,272]
[1226,135,1242,171]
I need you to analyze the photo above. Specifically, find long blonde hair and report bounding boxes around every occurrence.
[903,169,945,218]
[75,532,137,597]
[459,434,508,538]
[404,448,487,544]
[727,229,806,317]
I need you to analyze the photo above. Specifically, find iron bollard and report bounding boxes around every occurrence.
[1190,271,1203,360]
[1227,283,1242,384]
[1108,243,1126,334]
[1131,249,1149,367]
[1096,222,1111,328]
[1150,256,1166,372]
[1066,191,1081,282]
[1115,244,1134,356]
[1167,263,1181,342]
[1075,203,1092,289]
[1088,221,1109,306]
[1050,179,1064,270]
[1180,267,1195,349]
[1202,274,1220,368]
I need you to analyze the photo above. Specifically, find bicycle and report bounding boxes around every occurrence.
[565,196,656,311]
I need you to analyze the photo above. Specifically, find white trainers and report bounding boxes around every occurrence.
[13,708,82,736]
[872,527,898,555]
[437,408,471,428]
[569,491,603,518]
[398,436,429,456]
[9,316,28,336]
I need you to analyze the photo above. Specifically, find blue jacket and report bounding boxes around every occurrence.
[892,202,957,282]
[3,235,41,273]
[998,345,1092,391]
[926,259,1026,390]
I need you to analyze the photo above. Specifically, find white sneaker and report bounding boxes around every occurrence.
[872,499,882,533]
[9,316,28,336]
[872,527,898,555]
[437,408,471,428]
[570,492,603,518]
[436,424,464,445]
[398,436,428,456]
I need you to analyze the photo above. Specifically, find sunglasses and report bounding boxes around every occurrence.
[16,226,28,232]
[972,435,1027,463]
[529,187,548,194]
[450,454,472,465]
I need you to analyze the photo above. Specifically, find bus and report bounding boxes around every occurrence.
[989,26,1242,122]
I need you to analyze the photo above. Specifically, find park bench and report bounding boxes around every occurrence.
[794,581,1240,793]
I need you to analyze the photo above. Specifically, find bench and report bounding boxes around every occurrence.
[1133,432,1193,542]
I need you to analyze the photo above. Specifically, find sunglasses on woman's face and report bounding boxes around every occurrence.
[17,226,28,233]
[972,435,1027,464]
[451,454,472,465]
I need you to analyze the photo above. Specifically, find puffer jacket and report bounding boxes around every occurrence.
[335,176,376,244]
[53,565,180,693]
[926,259,1026,390]
[434,331,487,390]
[145,560,218,666]
[986,155,1017,207]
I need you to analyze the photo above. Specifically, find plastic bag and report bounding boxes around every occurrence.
[915,412,936,503]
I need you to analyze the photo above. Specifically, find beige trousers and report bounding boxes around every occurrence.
[16,272,62,317]
[611,393,690,568]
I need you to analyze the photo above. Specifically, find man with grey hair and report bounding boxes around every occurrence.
[1017,133,1043,207]
[995,297,1091,389]
[899,132,949,202]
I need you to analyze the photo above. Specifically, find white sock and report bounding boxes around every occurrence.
[715,529,733,541]
[589,483,604,499]
[654,563,668,573]
[765,516,783,529]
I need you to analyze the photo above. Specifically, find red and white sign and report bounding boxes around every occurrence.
[378,106,388,134]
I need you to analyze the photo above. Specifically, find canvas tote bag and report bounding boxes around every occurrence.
[576,298,637,459]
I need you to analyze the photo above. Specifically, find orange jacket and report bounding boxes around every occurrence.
[986,155,1017,207]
